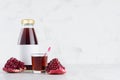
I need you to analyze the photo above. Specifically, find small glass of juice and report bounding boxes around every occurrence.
[31,53,47,73]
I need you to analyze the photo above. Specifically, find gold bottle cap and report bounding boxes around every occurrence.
[21,19,35,25]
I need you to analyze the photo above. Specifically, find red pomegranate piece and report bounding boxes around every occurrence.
[3,57,25,73]
[46,58,66,74]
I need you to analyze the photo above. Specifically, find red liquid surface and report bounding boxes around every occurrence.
[32,56,47,71]
[18,28,38,45]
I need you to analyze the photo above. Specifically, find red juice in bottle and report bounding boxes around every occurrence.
[19,28,38,44]
[18,19,39,70]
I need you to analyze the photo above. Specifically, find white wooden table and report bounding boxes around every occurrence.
[0,64,120,80]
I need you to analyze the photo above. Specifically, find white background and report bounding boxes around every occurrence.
[0,0,120,69]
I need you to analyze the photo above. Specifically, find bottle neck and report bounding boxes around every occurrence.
[22,24,34,28]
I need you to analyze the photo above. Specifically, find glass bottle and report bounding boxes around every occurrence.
[18,19,39,70]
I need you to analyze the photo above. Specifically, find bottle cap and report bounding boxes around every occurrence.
[21,19,35,25]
